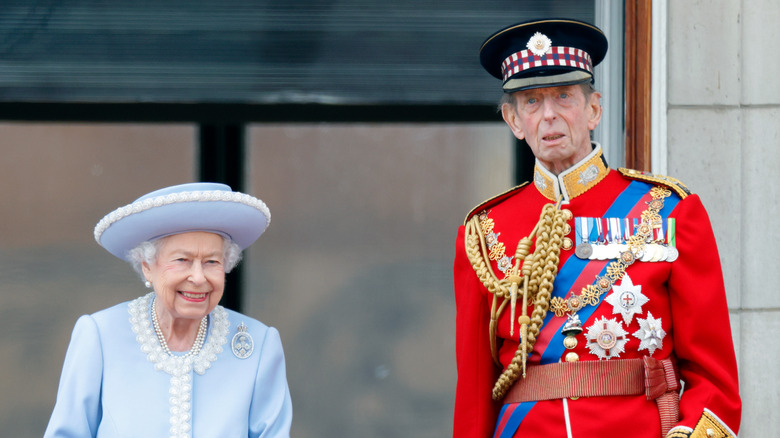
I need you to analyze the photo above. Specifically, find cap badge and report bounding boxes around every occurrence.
[526,32,552,57]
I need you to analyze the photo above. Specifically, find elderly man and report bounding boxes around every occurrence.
[453,19,741,438]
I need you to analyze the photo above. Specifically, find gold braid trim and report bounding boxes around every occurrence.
[463,183,530,226]
[619,168,691,199]
[465,216,518,366]
[665,408,737,438]
[464,217,514,298]
[463,202,569,401]
[466,216,512,366]
[688,409,737,438]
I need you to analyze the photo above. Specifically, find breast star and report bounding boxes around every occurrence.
[605,273,649,325]
[633,311,666,356]
[585,316,629,360]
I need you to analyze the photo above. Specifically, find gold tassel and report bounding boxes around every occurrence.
[518,277,531,378]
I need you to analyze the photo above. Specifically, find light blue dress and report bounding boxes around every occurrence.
[44,293,292,437]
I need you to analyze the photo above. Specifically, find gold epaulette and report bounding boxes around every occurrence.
[463,182,530,225]
[619,168,691,199]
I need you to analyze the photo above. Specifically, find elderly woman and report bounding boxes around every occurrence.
[44,183,292,438]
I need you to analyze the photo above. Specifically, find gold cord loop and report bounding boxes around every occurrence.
[464,202,568,401]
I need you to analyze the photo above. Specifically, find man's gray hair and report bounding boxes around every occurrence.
[499,81,598,111]
[127,235,243,278]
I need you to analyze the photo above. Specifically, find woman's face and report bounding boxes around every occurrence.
[142,231,225,322]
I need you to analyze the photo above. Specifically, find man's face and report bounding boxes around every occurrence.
[502,84,602,174]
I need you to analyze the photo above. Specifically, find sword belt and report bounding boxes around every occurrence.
[504,356,680,436]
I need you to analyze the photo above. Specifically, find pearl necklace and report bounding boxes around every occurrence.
[130,293,230,438]
[151,297,208,358]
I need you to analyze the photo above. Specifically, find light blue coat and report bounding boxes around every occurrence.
[44,295,292,437]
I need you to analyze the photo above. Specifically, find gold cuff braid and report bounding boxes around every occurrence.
[666,409,737,438]
[689,410,736,438]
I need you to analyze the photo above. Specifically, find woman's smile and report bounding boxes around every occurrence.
[179,291,209,301]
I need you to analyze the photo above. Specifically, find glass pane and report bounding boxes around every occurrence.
[246,123,512,437]
[0,123,195,436]
[0,0,593,105]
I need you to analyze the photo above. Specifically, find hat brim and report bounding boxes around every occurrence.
[502,70,592,93]
[95,183,271,261]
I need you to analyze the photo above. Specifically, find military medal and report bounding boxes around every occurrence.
[608,218,622,247]
[591,243,605,260]
[605,243,619,259]
[658,245,669,261]
[591,218,607,260]
[649,244,664,262]
[575,217,593,259]
[595,218,605,253]
[666,218,678,262]
[231,322,254,359]
[577,216,672,261]
[640,246,654,262]
[575,242,593,259]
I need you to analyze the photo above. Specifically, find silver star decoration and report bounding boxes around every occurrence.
[633,312,666,356]
[585,317,629,360]
[605,273,649,325]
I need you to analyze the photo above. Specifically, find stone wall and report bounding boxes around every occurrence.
[666,1,780,435]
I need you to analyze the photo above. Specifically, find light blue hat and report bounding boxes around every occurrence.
[94,182,271,261]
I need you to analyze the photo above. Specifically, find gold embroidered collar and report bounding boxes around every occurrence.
[533,142,609,202]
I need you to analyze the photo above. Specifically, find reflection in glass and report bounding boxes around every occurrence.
[0,123,195,436]
[246,123,512,437]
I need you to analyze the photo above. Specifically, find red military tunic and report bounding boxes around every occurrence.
[453,145,741,438]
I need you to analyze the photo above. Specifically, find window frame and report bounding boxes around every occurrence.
[0,1,654,310]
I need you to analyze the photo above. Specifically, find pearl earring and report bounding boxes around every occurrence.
[145,280,152,288]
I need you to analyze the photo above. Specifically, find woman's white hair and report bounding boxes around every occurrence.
[127,235,243,278]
